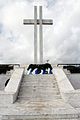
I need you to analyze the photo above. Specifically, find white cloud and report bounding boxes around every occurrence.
[44,0,80,63]
[0,0,80,64]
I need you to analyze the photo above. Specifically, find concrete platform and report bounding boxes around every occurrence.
[0,74,80,120]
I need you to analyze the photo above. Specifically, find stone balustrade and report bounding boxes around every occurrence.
[0,68,24,104]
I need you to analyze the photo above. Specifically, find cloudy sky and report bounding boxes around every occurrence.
[0,0,80,64]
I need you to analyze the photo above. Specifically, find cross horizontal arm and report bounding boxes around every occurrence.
[23,19,53,25]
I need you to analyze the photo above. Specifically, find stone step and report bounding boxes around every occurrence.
[16,98,62,103]
[18,87,60,93]
[18,94,61,100]
[20,83,59,90]
[20,83,57,88]
[19,93,60,99]
[23,74,55,78]
[20,84,57,88]
[19,85,59,89]
[23,75,55,78]
[20,80,57,83]
[19,86,59,93]
[2,112,78,120]
[2,117,78,120]
[21,79,57,83]
[18,96,61,101]
[19,90,60,95]
[21,80,57,85]
[19,88,59,94]
[23,75,56,81]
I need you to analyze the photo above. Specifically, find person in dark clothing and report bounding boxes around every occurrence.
[35,66,41,74]
[27,63,53,74]
[43,63,53,74]
[27,64,38,74]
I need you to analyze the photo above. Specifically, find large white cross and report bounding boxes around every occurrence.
[23,6,53,64]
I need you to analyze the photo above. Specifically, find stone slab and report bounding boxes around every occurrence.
[0,68,24,104]
[53,67,74,93]
[53,67,80,109]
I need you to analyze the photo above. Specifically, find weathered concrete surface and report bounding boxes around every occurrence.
[0,74,79,120]
[18,75,61,102]
[53,67,80,111]
[53,67,74,93]
[0,68,24,104]
[5,68,24,93]
[0,74,11,90]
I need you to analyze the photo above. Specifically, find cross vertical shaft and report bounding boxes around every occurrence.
[39,6,43,63]
[34,6,37,63]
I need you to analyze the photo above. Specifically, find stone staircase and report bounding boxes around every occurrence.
[1,74,79,120]
[18,75,61,102]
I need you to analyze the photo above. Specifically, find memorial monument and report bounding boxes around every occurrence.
[0,6,80,120]
[23,6,53,63]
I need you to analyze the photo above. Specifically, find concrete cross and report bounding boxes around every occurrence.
[23,6,53,64]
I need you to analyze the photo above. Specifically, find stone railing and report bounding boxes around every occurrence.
[0,68,24,104]
[53,67,80,107]
[53,68,74,93]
